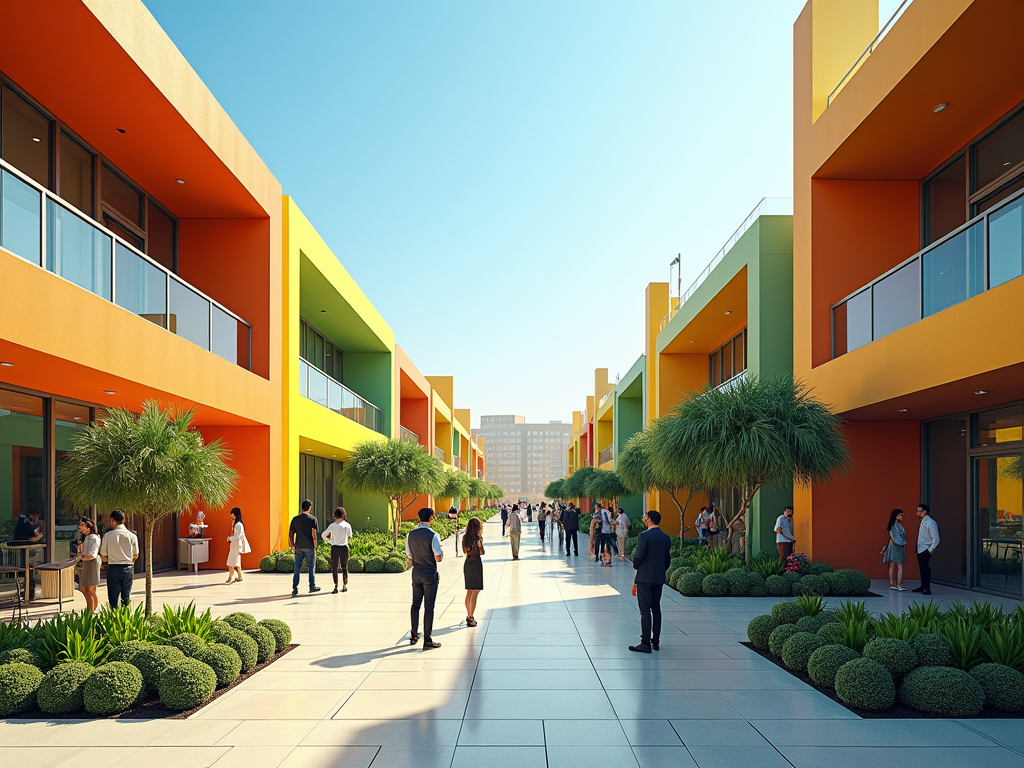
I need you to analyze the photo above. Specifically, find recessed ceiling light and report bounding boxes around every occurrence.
[31,137,40,143]
[933,103,948,113]
[175,178,185,184]
[725,310,732,315]
[320,309,326,313]
[103,390,115,395]
[898,408,908,413]
[73,417,81,421]
[116,128,126,134]
[306,448,312,451]
[974,390,989,395]
[690,340,696,344]
[0,361,13,367]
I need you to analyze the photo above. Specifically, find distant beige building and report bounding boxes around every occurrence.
[473,416,571,502]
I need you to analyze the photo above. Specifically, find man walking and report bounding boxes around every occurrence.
[501,504,509,537]
[615,508,630,561]
[774,505,796,564]
[629,510,672,654]
[507,504,523,560]
[562,503,579,556]
[407,508,443,650]
[912,503,940,596]
[99,509,139,608]
[289,499,322,597]
[538,502,547,542]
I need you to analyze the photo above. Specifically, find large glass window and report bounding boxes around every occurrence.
[974,405,1024,448]
[101,164,143,228]
[1,168,41,265]
[973,107,1024,193]
[0,390,46,544]
[298,454,343,531]
[708,329,746,387]
[147,202,175,271]
[974,454,1022,597]
[925,418,968,587]
[59,132,93,215]
[300,319,343,381]
[924,155,966,245]
[54,401,91,559]
[922,220,984,316]
[46,199,111,300]
[988,196,1024,289]
[1,86,50,188]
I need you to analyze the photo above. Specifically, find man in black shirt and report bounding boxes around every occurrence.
[289,499,322,598]
[406,507,443,650]
[561,503,580,557]
[629,510,672,654]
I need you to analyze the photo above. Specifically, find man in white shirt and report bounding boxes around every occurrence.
[912,503,940,595]
[615,508,630,561]
[99,509,139,608]
[774,506,796,564]
[406,508,443,649]
[322,507,353,594]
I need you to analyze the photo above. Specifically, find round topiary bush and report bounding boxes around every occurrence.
[969,663,1024,713]
[827,569,871,597]
[257,619,292,653]
[792,574,830,596]
[910,632,953,668]
[769,623,802,657]
[222,612,258,630]
[0,647,39,667]
[863,638,918,678]
[771,601,804,626]
[701,573,728,597]
[165,632,206,658]
[194,643,242,688]
[84,661,143,716]
[679,572,703,596]
[242,623,276,664]
[384,557,407,573]
[364,556,386,573]
[795,615,826,634]
[765,575,790,597]
[131,644,185,693]
[724,569,750,596]
[107,640,150,666]
[219,628,258,672]
[0,661,43,715]
[315,555,330,573]
[275,555,295,573]
[747,572,768,597]
[835,658,895,710]
[38,661,94,714]
[817,623,845,644]
[808,644,860,688]
[259,555,277,572]
[806,562,834,576]
[782,632,828,673]
[158,658,217,711]
[746,614,780,650]
[899,666,985,717]
[348,556,365,573]
[782,570,802,585]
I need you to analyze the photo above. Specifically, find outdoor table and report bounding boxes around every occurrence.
[2,542,46,605]
[34,559,78,614]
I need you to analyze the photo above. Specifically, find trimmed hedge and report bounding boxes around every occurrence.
[242,623,276,664]
[158,658,217,711]
[131,644,185,694]
[795,615,827,634]
[863,638,918,678]
[747,615,780,650]
[817,623,845,645]
[747,572,768,597]
[218,628,258,672]
[348,556,365,573]
[385,557,407,573]
[259,554,277,572]
[222,612,258,630]
[834,658,895,711]
[38,661,94,714]
[0,661,43,715]
[765,575,790,597]
[826,569,871,597]
[910,632,953,668]
[781,632,828,673]
[257,619,292,653]
[84,661,143,716]
[0,647,38,667]
[275,555,295,573]
[165,632,206,658]
[792,574,830,596]
[679,572,703,596]
[899,666,985,717]
[364,556,386,573]
[807,644,860,688]
[107,640,150,666]
[725,569,750,596]
[768,624,801,657]
[968,663,1024,713]
[770,601,804,626]
[194,643,242,688]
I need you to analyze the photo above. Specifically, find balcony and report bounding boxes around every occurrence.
[832,189,1024,358]
[298,358,385,434]
[598,392,612,409]
[0,159,251,369]
[598,445,614,466]
[453,455,462,470]
[434,446,445,462]
[827,0,913,108]
[399,426,420,444]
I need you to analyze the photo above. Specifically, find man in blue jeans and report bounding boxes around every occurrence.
[289,499,321,597]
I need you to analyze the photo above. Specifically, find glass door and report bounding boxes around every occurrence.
[973,454,1023,597]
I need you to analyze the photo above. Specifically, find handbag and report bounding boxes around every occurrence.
[239,534,252,555]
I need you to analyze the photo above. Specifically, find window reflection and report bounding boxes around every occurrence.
[0,390,46,545]
[974,107,1024,193]
[924,155,966,245]
[1,86,50,188]
[59,132,93,215]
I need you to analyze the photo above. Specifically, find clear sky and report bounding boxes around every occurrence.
[143,0,897,428]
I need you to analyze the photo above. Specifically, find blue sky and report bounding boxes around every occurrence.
[143,1,896,427]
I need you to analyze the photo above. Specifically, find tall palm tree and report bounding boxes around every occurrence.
[57,401,238,615]
[439,469,472,510]
[655,374,850,562]
[562,465,596,504]
[544,478,566,500]
[585,469,629,511]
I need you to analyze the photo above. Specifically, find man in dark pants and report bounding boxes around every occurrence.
[99,509,139,608]
[912,503,940,596]
[501,505,509,537]
[629,510,672,654]
[289,500,321,598]
[407,507,443,650]
[561,503,580,556]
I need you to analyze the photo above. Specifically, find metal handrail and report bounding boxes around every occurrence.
[827,0,913,107]
[434,446,445,462]
[598,445,614,466]
[399,426,420,444]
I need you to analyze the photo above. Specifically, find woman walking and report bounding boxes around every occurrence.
[462,516,485,626]
[883,508,907,591]
[76,518,101,611]
[322,507,353,593]
[225,507,246,584]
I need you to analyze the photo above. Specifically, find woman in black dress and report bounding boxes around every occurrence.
[462,517,485,627]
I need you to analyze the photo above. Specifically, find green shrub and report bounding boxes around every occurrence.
[275,554,295,573]
[792,574,830,596]
[194,643,242,688]
[364,556,386,573]
[908,630,949,667]
[107,640,150,666]
[746,615,779,650]
[980,623,1024,670]
[259,555,277,572]
[765,575,790,596]
[968,663,1024,713]
[0,647,39,667]
[782,632,828,673]
[725,569,750,596]
[899,666,985,717]
[131,644,186,693]
[795,593,825,616]
[38,661,94,714]
[863,638,918,678]
[222,612,258,630]
[83,661,143,715]
[806,562,834,576]
[0,621,32,654]
[827,569,871,597]
[385,557,407,573]
[348,556,365,573]
[701,573,728,597]
[795,615,827,634]
[769,624,801,657]
[0,662,43,715]
[219,629,258,672]
[678,572,703,596]
[942,619,984,671]
[771,601,804,626]
[747,572,768,597]
[165,632,206,658]
[242,624,276,664]
[834,658,895,711]
[807,644,859,688]
[315,555,330,573]
[257,619,292,653]
[158,658,217,711]
[873,613,920,642]
[782,570,802,585]
[153,602,214,643]
[817,623,845,645]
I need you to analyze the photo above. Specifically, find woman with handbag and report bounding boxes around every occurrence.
[225,507,248,584]
[883,508,907,591]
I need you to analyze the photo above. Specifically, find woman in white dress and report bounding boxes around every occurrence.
[76,518,101,611]
[225,507,245,584]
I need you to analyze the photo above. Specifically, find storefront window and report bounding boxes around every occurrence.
[925,417,968,586]
[0,390,46,543]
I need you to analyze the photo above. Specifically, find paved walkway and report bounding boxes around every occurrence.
[2,516,1022,768]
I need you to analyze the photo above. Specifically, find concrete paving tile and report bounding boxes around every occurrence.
[357,670,476,689]
[546,745,640,768]
[457,719,545,746]
[210,746,294,768]
[216,720,318,746]
[607,689,743,720]
[632,746,700,768]
[451,745,548,768]
[670,719,770,746]
[465,688,616,719]
[302,719,463,745]
[618,719,683,746]
[41,718,179,746]
[471,669,602,689]
[366,744,455,767]
[0,747,80,768]
[957,719,1024,747]
[718,689,859,720]
[542,719,628,745]
[151,720,243,746]
[52,747,142,767]
[687,744,792,768]
[194,689,353,720]
[333,689,470,719]
[275,746,379,768]
[0,721,79,746]
[780,746,1024,768]
[753,719,1001,747]
[110,746,232,768]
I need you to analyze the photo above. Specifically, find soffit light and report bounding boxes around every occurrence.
[0,361,13,367]
[176,179,185,185]
[974,390,989,395]
[31,137,40,143]
[725,310,732,315]
[103,390,115,395]
[933,103,948,113]
[116,128,126,134]
[898,408,908,413]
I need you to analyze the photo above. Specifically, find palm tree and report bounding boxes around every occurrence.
[544,478,565,500]
[561,465,596,504]
[655,374,849,562]
[585,469,629,511]
[57,401,238,615]
[617,421,705,543]
[439,470,472,511]
[338,439,445,546]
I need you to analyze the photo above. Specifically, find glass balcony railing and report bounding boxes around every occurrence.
[298,358,385,434]
[715,369,748,392]
[0,159,251,369]
[598,445,614,465]
[832,188,1024,358]
[453,455,462,470]
[399,425,420,444]
[434,446,445,462]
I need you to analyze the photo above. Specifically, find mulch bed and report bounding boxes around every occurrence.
[10,644,296,720]
[741,642,1019,719]
[669,589,882,599]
